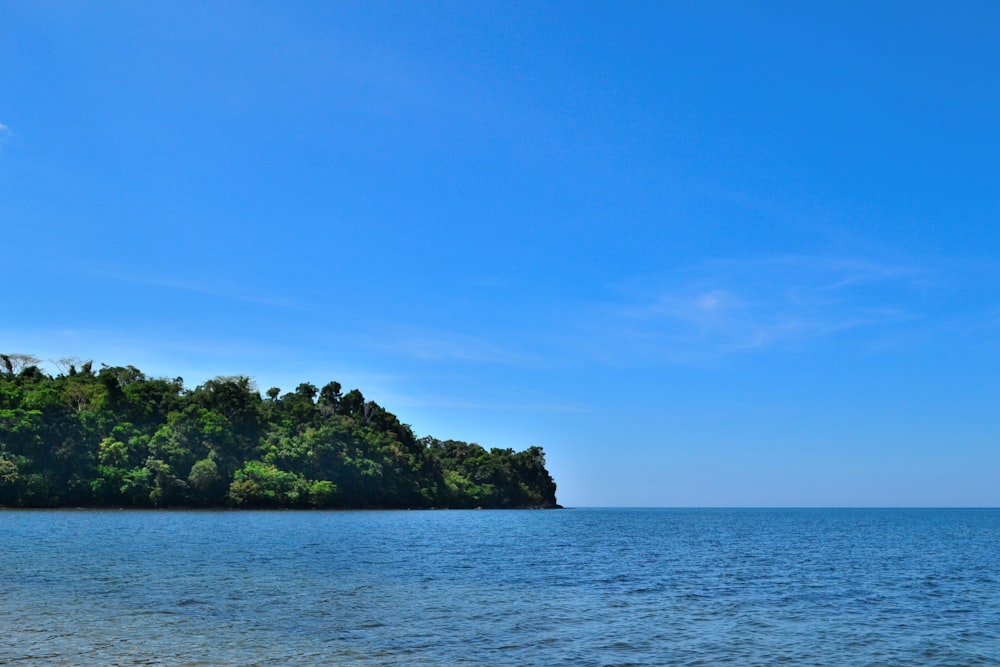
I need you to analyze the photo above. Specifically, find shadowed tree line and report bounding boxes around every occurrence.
[0,354,559,509]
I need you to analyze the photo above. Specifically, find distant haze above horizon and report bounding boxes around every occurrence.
[3,1,999,507]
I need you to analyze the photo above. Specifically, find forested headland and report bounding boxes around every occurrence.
[0,354,559,509]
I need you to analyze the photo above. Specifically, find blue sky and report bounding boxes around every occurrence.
[2,1,999,506]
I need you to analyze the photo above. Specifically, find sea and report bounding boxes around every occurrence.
[1,508,998,666]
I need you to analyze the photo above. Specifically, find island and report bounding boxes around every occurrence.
[0,354,559,509]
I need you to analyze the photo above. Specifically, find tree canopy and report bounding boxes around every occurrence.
[0,355,559,509]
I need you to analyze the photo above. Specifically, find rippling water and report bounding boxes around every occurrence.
[2,508,998,665]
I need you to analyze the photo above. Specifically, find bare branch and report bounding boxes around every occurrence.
[0,353,41,375]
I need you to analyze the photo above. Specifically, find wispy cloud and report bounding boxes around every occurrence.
[580,254,930,364]
[385,391,586,414]
[0,327,299,376]
[364,324,541,367]
[88,267,302,309]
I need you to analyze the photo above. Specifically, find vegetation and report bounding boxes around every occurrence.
[0,354,559,509]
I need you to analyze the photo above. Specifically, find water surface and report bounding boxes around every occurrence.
[2,508,998,665]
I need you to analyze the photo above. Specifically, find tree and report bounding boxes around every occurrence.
[0,354,41,376]
[188,457,223,505]
[0,356,559,509]
[228,460,307,507]
[340,389,365,418]
[147,458,186,506]
[318,381,342,414]
[0,455,18,505]
[295,383,318,403]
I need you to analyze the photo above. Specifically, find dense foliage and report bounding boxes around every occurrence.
[0,355,558,509]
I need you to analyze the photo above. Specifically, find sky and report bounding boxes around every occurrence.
[2,1,999,507]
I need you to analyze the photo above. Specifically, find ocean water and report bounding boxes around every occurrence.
[1,508,998,666]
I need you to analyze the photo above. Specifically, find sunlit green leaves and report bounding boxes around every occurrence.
[0,357,559,508]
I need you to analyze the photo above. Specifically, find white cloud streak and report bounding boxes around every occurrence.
[582,254,929,364]
[89,268,302,309]
[385,392,586,413]
[364,324,541,367]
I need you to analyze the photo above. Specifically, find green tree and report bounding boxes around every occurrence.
[0,356,559,509]
[228,460,307,507]
[188,457,223,505]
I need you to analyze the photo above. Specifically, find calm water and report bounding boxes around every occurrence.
[1,508,998,665]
